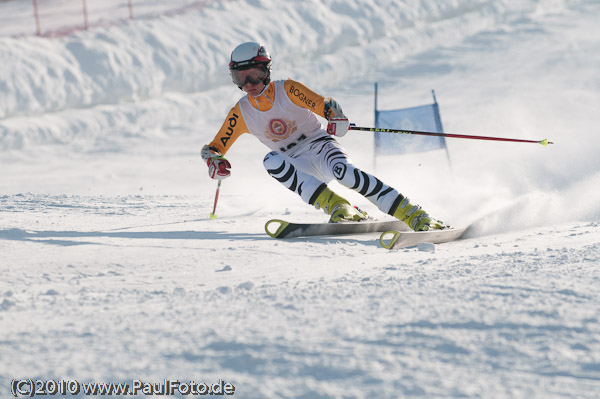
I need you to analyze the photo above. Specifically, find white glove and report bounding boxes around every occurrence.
[327,117,350,137]
[207,156,231,180]
[324,97,349,137]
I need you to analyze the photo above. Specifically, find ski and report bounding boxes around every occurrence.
[265,219,409,239]
[379,226,469,250]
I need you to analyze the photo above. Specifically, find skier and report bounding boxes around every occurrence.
[201,41,444,231]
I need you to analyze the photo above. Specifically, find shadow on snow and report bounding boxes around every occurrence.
[0,228,267,246]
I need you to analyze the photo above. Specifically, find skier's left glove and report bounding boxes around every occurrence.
[324,97,350,137]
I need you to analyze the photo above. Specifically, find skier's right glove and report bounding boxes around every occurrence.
[207,156,231,180]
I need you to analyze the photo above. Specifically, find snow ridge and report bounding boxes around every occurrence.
[0,1,550,131]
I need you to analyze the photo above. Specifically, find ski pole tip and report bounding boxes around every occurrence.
[540,139,553,147]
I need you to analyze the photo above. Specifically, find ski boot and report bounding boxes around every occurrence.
[391,197,444,231]
[313,187,368,223]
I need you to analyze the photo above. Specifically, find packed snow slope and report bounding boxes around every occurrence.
[1,0,600,398]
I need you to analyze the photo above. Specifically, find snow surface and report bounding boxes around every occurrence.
[1,0,600,397]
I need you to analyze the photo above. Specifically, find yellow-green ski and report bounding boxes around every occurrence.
[380,226,469,250]
[265,219,408,239]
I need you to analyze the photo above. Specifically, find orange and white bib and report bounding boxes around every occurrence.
[239,80,324,154]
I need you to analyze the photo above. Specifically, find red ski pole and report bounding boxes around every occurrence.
[349,124,553,146]
[209,180,222,219]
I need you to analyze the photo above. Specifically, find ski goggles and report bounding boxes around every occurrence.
[230,65,268,86]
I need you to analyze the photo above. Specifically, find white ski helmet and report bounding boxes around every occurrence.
[229,42,272,88]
